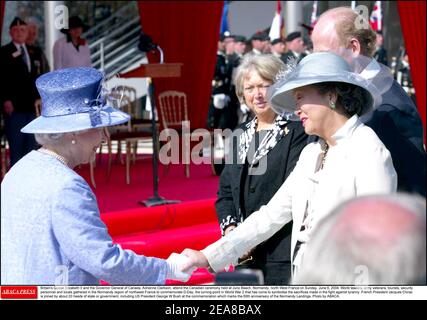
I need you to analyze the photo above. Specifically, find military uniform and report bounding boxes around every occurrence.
[206,50,233,130]
[282,50,306,65]
[397,60,415,102]
[283,31,306,65]
[0,18,45,167]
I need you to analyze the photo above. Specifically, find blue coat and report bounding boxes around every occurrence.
[1,150,168,285]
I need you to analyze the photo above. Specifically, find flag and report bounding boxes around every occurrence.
[351,1,356,10]
[269,1,283,41]
[310,1,318,27]
[370,1,382,31]
[220,1,230,34]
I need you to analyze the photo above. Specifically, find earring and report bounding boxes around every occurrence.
[329,101,336,109]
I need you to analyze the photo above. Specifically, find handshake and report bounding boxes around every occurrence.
[165,250,210,282]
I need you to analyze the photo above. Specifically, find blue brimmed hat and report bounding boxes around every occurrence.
[267,52,382,116]
[21,67,130,134]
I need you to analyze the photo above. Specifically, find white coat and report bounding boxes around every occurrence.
[202,115,397,274]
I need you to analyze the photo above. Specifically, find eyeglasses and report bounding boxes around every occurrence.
[243,84,271,95]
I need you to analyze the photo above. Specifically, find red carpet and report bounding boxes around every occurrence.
[75,154,220,213]
[100,198,222,285]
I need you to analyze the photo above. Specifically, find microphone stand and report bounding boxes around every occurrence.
[140,45,180,207]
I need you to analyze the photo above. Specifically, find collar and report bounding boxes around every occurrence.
[217,50,226,57]
[253,48,262,55]
[13,42,26,50]
[291,50,300,58]
[331,115,360,144]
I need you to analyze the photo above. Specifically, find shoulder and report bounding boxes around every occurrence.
[379,81,418,114]
[0,43,15,56]
[291,141,318,164]
[351,123,391,156]
[1,42,14,50]
[284,120,304,132]
[54,37,67,46]
[31,151,91,191]
[2,152,93,204]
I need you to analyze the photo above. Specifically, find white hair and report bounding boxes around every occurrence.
[34,129,92,146]
[294,193,426,285]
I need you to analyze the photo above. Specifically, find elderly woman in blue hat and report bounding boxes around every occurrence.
[1,67,193,285]
[179,52,397,282]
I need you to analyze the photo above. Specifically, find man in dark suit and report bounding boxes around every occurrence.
[282,31,306,65]
[0,17,41,167]
[206,32,233,130]
[311,7,426,197]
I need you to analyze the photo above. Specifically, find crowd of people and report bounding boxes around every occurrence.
[0,15,91,169]
[206,29,311,135]
[1,5,426,286]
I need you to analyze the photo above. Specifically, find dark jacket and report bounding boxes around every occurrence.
[361,80,426,197]
[0,42,41,114]
[215,120,308,284]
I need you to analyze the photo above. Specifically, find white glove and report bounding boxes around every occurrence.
[240,103,250,114]
[213,94,230,109]
[166,253,196,282]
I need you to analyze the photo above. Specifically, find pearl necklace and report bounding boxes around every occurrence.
[38,148,70,167]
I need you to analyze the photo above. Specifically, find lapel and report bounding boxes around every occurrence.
[234,163,245,215]
[7,42,30,74]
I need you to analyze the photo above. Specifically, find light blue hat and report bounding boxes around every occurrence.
[267,52,382,116]
[21,67,130,133]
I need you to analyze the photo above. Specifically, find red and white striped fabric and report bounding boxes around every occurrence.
[370,1,382,31]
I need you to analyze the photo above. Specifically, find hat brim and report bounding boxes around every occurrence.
[269,72,381,116]
[60,24,90,34]
[21,105,130,134]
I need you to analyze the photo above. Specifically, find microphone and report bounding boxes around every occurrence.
[138,33,157,52]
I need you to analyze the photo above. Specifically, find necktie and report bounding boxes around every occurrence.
[20,45,30,72]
